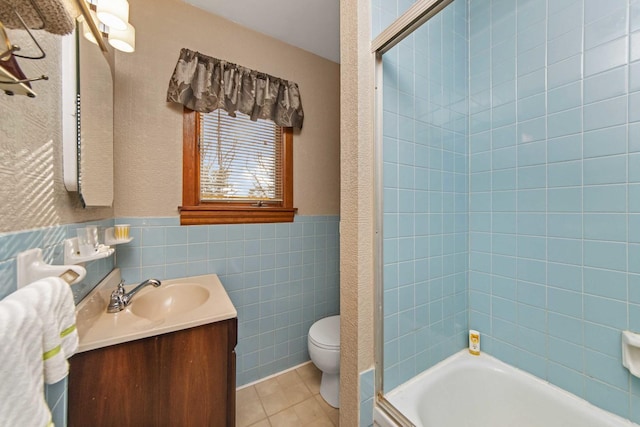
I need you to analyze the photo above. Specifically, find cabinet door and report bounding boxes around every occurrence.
[68,336,161,426]
[69,319,237,427]
[158,322,231,426]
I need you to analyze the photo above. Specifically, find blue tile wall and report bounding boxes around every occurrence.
[46,377,67,427]
[1,215,337,424]
[360,368,375,427]
[114,215,340,386]
[0,220,115,304]
[381,0,469,392]
[0,215,337,425]
[375,0,640,423]
[372,0,420,39]
[0,219,115,427]
[468,0,640,421]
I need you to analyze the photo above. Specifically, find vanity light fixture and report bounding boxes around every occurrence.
[108,22,135,53]
[81,0,136,53]
[96,0,129,31]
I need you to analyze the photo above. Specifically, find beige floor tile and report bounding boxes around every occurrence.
[254,375,299,416]
[241,366,340,427]
[306,417,336,427]
[248,419,271,427]
[260,388,291,416]
[282,379,313,406]
[297,364,322,395]
[237,385,260,401]
[276,369,304,387]
[268,407,303,427]
[236,386,268,427]
[304,373,322,395]
[296,362,320,380]
[255,377,282,398]
[292,396,330,425]
[314,394,340,426]
[237,402,268,427]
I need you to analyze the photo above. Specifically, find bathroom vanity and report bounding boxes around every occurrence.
[68,270,237,427]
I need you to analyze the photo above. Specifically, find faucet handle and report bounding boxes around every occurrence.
[115,280,125,294]
[107,281,126,313]
[109,281,124,297]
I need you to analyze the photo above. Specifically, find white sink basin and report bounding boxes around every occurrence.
[130,283,210,321]
[75,269,236,353]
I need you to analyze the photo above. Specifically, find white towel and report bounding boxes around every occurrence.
[0,298,53,427]
[41,276,78,358]
[5,277,78,384]
[52,278,78,358]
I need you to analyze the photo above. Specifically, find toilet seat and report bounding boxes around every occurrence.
[309,315,340,350]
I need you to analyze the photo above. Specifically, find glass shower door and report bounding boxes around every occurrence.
[376,0,469,400]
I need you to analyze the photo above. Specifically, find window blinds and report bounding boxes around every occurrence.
[199,110,283,202]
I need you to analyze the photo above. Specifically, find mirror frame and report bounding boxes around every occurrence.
[61,29,78,192]
[62,1,114,205]
[63,0,107,192]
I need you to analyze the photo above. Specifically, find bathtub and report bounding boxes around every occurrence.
[374,350,638,427]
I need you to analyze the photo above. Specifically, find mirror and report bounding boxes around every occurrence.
[77,27,114,206]
[62,17,114,207]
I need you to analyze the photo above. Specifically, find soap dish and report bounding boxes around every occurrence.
[63,238,115,265]
[622,331,640,377]
[104,227,134,245]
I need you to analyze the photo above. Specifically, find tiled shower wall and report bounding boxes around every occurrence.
[371,0,419,38]
[114,215,340,386]
[375,0,640,423]
[468,0,640,420]
[381,0,469,391]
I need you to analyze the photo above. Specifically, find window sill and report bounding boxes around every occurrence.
[179,206,297,225]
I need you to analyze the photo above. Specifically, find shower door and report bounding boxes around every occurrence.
[374,0,469,419]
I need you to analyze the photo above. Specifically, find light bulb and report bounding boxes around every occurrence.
[97,0,129,31]
[108,22,135,53]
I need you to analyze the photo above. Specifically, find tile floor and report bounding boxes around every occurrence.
[236,362,339,427]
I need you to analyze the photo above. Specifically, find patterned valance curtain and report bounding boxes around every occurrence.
[166,48,304,129]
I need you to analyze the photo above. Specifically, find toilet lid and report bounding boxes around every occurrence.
[309,315,340,350]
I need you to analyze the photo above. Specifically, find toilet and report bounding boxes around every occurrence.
[308,315,340,408]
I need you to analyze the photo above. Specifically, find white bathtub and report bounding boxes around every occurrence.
[374,350,638,427]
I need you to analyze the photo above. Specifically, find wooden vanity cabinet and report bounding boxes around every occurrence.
[68,317,237,427]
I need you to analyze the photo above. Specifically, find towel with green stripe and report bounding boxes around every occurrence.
[0,276,78,426]
[5,277,78,383]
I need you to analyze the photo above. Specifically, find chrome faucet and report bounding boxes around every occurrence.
[107,279,161,313]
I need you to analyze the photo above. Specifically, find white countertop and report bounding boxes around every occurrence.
[75,269,237,353]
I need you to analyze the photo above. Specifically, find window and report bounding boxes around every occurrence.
[180,108,295,225]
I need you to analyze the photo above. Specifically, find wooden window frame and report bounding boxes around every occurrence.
[179,108,296,225]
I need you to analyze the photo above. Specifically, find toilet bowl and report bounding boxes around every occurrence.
[308,315,340,408]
